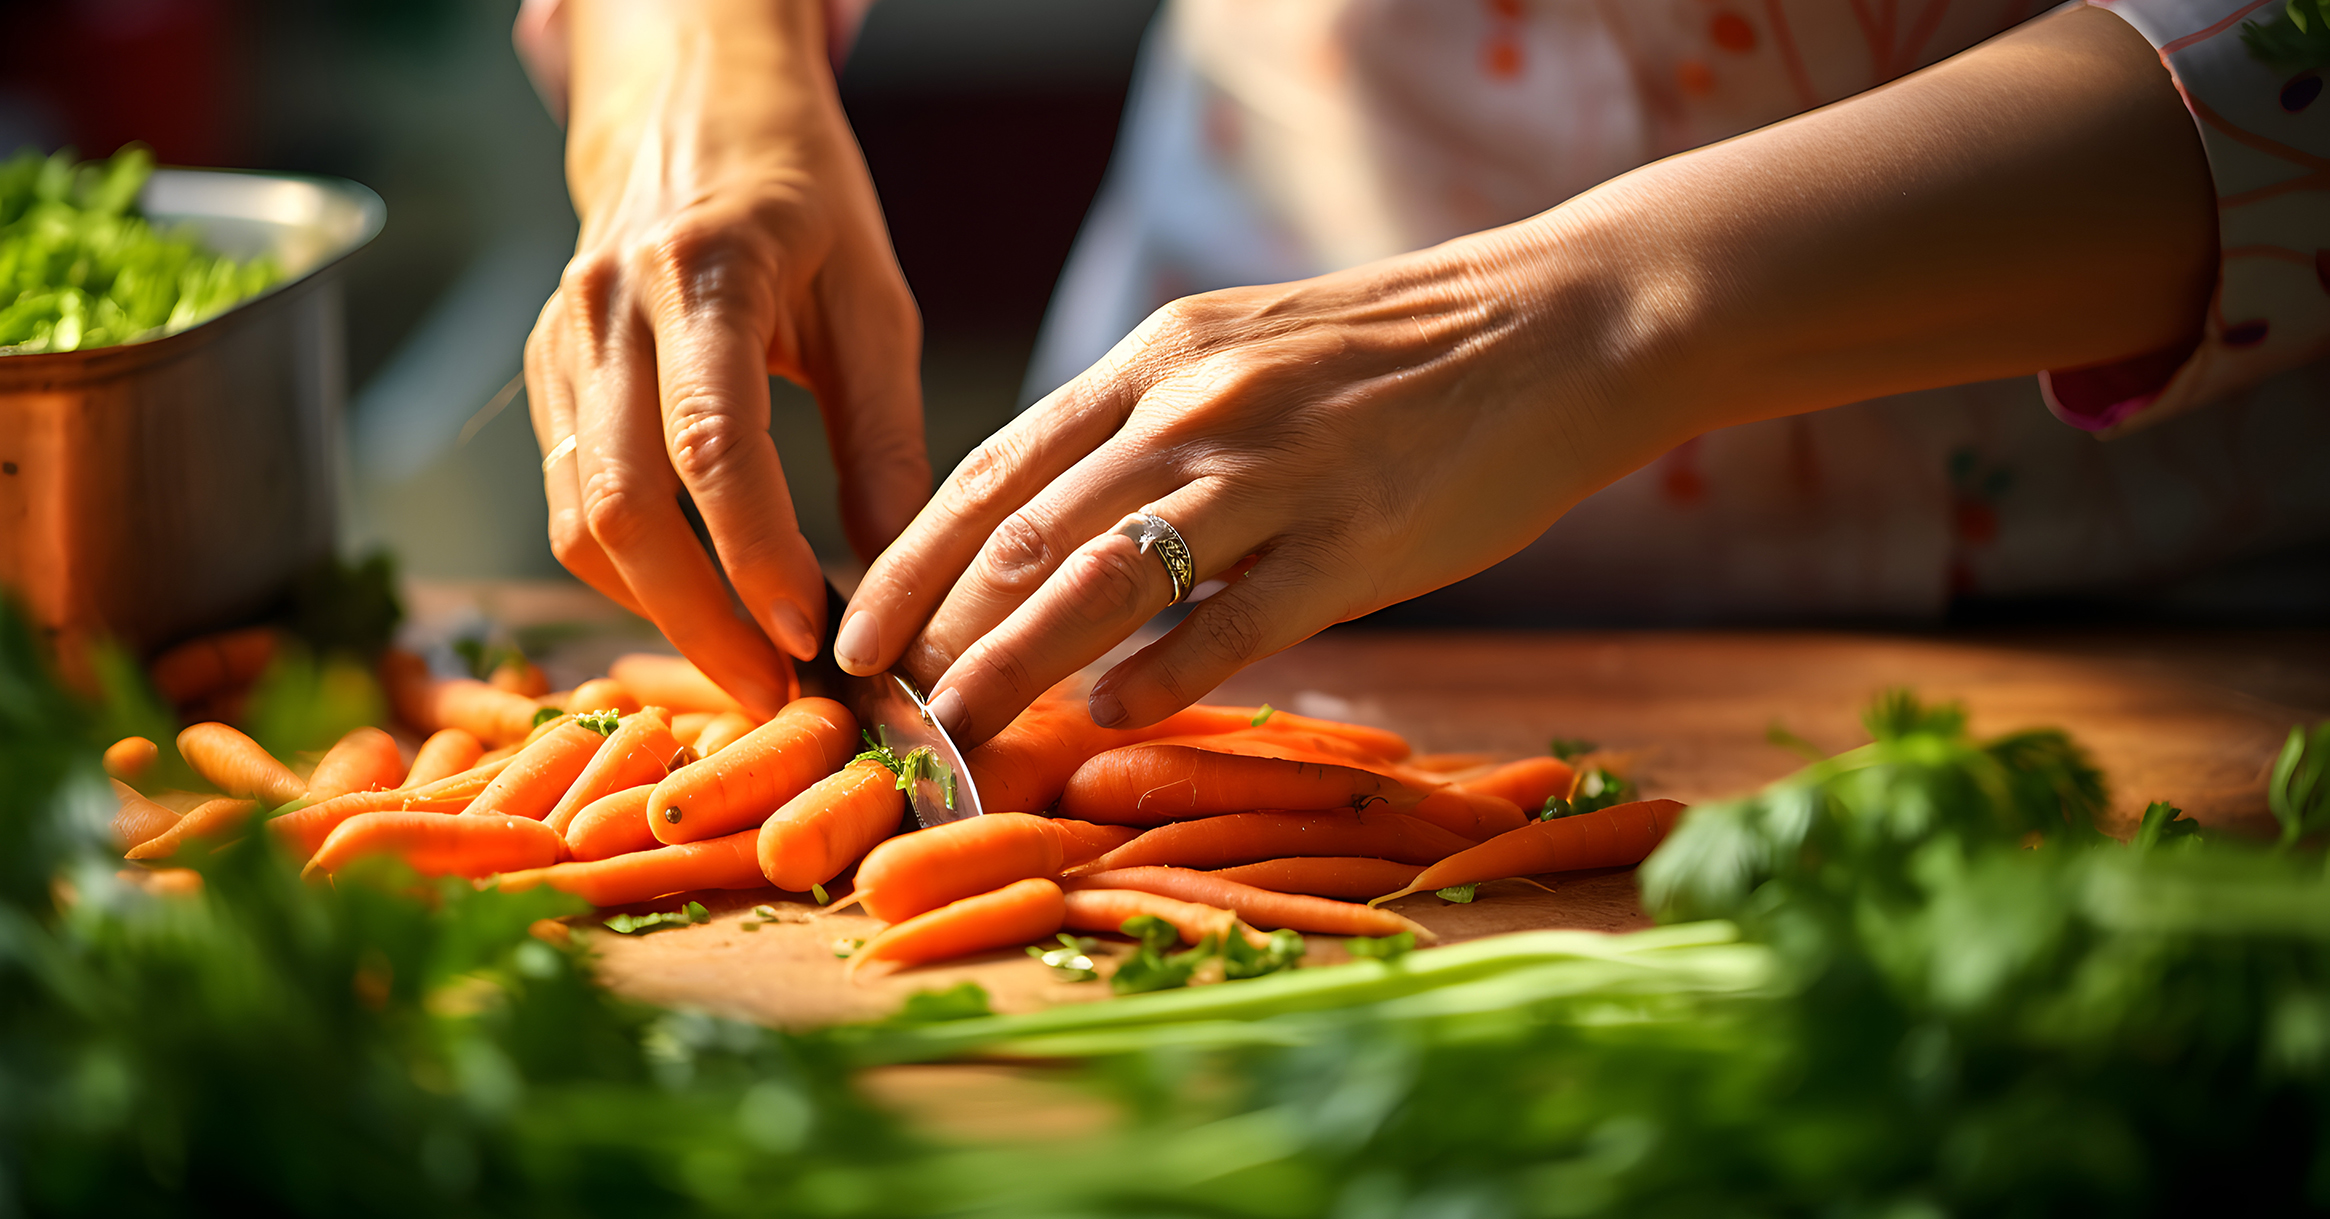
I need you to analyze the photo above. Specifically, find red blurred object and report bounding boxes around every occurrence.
[2,0,245,165]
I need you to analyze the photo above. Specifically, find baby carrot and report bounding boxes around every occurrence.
[380,649,542,745]
[493,826,764,906]
[177,722,305,807]
[757,757,904,892]
[1371,798,1689,904]
[1405,786,1529,841]
[488,658,549,697]
[610,653,748,715]
[848,877,1066,980]
[403,728,484,789]
[1208,857,1426,901]
[670,711,717,746]
[125,796,258,861]
[544,708,682,835]
[1065,867,1428,940]
[1457,755,1577,813]
[1062,887,1240,947]
[270,787,478,861]
[566,677,641,716]
[305,727,405,801]
[149,625,279,707]
[564,786,659,862]
[964,698,1284,814]
[308,811,565,879]
[691,711,757,758]
[648,697,855,844]
[1058,745,1418,826]
[103,736,159,782]
[465,719,607,822]
[1077,810,1476,873]
[1050,818,1143,869]
[849,812,1065,923]
[111,780,180,851]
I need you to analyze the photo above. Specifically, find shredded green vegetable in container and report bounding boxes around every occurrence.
[0,145,281,354]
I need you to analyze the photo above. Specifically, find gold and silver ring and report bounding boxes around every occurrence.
[1115,510,1197,605]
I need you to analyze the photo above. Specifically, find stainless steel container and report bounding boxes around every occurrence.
[0,168,384,667]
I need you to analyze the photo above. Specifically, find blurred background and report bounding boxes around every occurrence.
[0,0,1159,580]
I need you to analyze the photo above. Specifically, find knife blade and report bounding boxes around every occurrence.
[795,579,985,829]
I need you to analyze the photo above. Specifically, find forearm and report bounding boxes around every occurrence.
[1492,3,2215,451]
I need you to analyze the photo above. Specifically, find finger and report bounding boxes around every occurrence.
[837,355,1150,678]
[572,310,796,717]
[526,311,646,616]
[645,280,828,662]
[923,480,1271,748]
[1088,542,1357,730]
[808,245,933,565]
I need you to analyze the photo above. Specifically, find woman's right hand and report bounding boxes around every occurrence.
[524,0,930,716]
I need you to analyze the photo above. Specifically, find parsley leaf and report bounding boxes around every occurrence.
[2133,801,2201,852]
[1251,703,1276,727]
[603,901,708,935]
[574,710,622,736]
[1570,767,1637,814]
[1028,934,1103,982]
[1437,884,1478,904]
[1548,737,1597,762]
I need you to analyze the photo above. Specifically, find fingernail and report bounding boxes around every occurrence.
[769,600,818,662]
[1089,687,1126,729]
[928,687,967,737]
[835,611,880,674]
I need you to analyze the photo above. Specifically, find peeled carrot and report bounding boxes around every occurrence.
[691,711,757,758]
[1057,744,1417,826]
[965,698,1280,814]
[564,786,660,861]
[380,649,542,745]
[308,811,565,879]
[118,867,204,898]
[544,708,682,835]
[177,722,305,807]
[757,758,904,892]
[1065,867,1428,940]
[1408,751,1501,775]
[1209,857,1426,901]
[493,826,764,906]
[111,780,180,851]
[566,677,641,716]
[849,877,1066,980]
[1372,798,1689,904]
[1062,887,1240,947]
[1458,755,1577,813]
[1050,818,1144,869]
[404,728,484,789]
[305,727,406,801]
[647,697,855,844]
[851,812,1065,923]
[149,625,279,707]
[103,736,159,782]
[669,711,717,746]
[1077,810,1476,873]
[489,658,550,697]
[610,653,747,715]
[1405,786,1529,841]
[269,757,514,860]
[465,719,607,822]
[126,796,258,860]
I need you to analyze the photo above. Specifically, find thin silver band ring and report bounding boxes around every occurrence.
[539,433,578,473]
[1114,510,1197,606]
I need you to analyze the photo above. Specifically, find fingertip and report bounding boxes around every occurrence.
[835,610,880,674]
[767,598,819,663]
[1087,685,1127,730]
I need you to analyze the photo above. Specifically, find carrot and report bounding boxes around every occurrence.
[544,708,683,835]
[1058,744,1417,826]
[755,758,904,892]
[669,711,717,746]
[610,653,748,715]
[691,711,757,758]
[149,625,279,707]
[403,728,484,789]
[648,697,855,844]
[380,649,542,745]
[1076,810,1476,873]
[848,877,1065,980]
[118,867,204,898]
[489,658,549,697]
[125,796,259,860]
[103,736,159,782]
[1457,755,1577,813]
[308,811,565,879]
[1062,887,1240,947]
[1065,867,1429,940]
[177,722,305,807]
[565,786,660,861]
[1050,818,1144,869]
[465,719,608,822]
[305,727,406,801]
[964,698,1282,814]
[111,780,180,851]
[566,677,641,716]
[1408,751,1501,775]
[493,826,764,906]
[1209,857,1425,901]
[849,812,1066,923]
[1371,798,1689,904]
[1406,786,1529,841]
[270,787,477,861]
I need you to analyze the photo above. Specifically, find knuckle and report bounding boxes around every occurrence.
[1066,543,1153,621]
[978,512,1058,593]
[945,431,1026,512]
[665,404,755,484]
[580,480,651,552]
[558,253,621,307]
[1191,596,1269,665]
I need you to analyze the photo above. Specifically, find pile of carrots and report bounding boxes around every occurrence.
[108,643,1686,983]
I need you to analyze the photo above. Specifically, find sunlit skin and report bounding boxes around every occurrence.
[533,0,2214,745]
